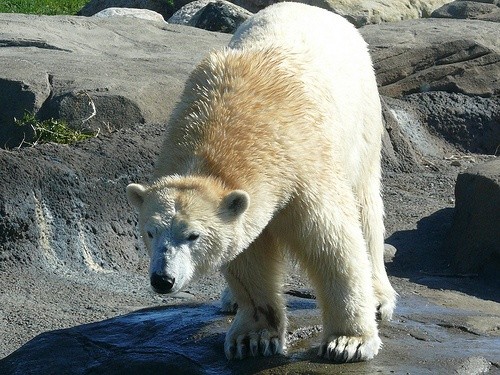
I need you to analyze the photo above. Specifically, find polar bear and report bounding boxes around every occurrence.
[126,2,396,362]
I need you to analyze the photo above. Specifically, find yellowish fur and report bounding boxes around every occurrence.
[127,2,396,363]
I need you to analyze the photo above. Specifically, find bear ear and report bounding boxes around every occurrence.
[126,183,147,209]
[220,190,250,219]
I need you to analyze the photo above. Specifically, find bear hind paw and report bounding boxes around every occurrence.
[318,334,381,362]
[220,287,238,314]
[376,298,396,321]
[224,329,285,359]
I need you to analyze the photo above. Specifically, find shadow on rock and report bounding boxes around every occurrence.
[0,303,318,375]
[387,208,500,302]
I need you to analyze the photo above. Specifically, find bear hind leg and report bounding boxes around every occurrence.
[222,229,286,359]
[358,180,397,321]
[220,285,238,314]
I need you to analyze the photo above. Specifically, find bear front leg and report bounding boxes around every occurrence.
[222,229,286,359]
[286,193,382,362]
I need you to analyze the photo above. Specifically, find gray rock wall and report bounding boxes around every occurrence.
[0,15,231,148]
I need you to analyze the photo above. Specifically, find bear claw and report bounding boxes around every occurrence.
[319,335,381,362]
[225,329,284,359]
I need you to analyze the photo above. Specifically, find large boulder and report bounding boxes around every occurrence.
[361,18,500,97]
[0,14,231,148]
[445,159,500,277]
[306,0,453,26]
[93,7,167,22]
[168,0,215,24]
[431,0,500,22]
[230,0,452,25]
[169,0,252,32]
[77,0,174,20]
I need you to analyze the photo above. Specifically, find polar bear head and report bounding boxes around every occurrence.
[126,176,250,294]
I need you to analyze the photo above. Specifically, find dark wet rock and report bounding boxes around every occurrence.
[189,1,251,33]
[0,14,231,148]
[77,0,174,20]
[361,18,500,97]
[0,294,498,374]
[445,159,500,277]
[401,92,500,155]
[0,124,163,272]
[0,304,224,375]
[431,0,500,22]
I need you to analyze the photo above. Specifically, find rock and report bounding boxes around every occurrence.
[311,0,453,27]
[230,0,452,26]
[189,0,251,33]
[93,7,167,22]
[384,243,398,263]
[383,97,450,160]
[0,304,226,375]
[401,92,500,155]
[445,159,500,277]
[168,0,252,33]
[0,124,164,272]
[169,0,252,32]
[168,0,214,25]
[1,294,498,374]
[361,18,500,97]
[431,0,500,22]
[77,0,173,20]
[1,12,499,373]
[0,14,231,148]
[454,356,493,375]
[380,97,423,172]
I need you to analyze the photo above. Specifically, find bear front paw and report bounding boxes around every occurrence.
[318,334,381,362]
[224,329,285,359]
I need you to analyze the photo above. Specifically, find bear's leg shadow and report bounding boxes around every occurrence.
[222,228,286,359]
[282,187,381,362]
[358,177,397,321]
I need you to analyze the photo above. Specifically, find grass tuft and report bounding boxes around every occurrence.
[15,112,97,146]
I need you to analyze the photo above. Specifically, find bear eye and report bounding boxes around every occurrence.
[146,231,154,239]
[186,232,200,242]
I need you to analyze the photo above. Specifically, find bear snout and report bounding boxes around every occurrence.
[150,272,176,294]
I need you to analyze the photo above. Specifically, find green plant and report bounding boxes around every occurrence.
[15,112,96,146]
[0,0,89,15]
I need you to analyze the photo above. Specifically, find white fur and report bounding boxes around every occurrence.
[222,3,396,361]
[127,2,396,363]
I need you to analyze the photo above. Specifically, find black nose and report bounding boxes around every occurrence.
[150,273,175,294]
